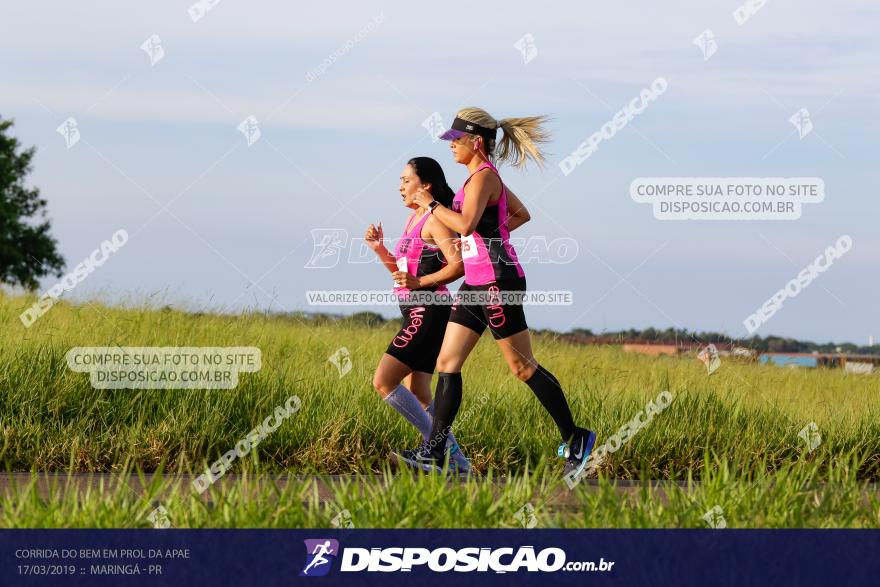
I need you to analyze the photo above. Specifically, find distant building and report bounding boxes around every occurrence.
[760,354,824,369]
[845,361,875,375]
[622,343,680,357]
[839,354,880,374]
[759,353,879,373]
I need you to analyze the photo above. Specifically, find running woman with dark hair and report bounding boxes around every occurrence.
[393,109,598,479]
[365,156,470,472]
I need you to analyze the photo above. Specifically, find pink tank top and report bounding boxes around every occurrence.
[451,162,525,286]
[392,211,449,298]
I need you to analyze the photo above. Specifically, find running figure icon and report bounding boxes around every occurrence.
[300,539,339,577]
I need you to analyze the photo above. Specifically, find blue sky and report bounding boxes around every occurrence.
[2,1,877,344]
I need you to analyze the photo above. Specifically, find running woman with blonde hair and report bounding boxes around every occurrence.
[392,108,597,478]
[365,156,470,473]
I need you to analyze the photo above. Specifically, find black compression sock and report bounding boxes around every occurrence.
[524,364,576,442]
[426,372,462,459]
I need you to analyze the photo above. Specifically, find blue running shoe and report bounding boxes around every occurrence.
[393,440,471,476]
[561,428,597,479]
[446,441,472,477]
[392,441,445,474]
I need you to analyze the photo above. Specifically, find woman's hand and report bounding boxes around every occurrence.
[391,271,421,289]
[412,188,435,211]
[365,222,384,251]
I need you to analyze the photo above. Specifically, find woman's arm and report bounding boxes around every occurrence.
[392,216,464,289]
[365,222,398,273]
[505,187,531,231]
[420,217,464,287]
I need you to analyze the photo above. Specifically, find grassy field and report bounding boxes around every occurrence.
[1,290,879,527]
[3,459,878,528]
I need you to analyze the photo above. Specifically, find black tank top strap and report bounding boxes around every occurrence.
[462,162,504,206]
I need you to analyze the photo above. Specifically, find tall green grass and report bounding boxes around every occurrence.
[3,457,877,528]
[2,290,879,481]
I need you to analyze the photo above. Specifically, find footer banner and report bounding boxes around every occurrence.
[2,529,877,586]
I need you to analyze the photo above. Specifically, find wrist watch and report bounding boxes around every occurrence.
[428,200,440,214]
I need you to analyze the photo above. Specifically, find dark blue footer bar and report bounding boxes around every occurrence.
[2,529,878,586]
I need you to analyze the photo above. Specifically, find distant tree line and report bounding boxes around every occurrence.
[565,327,878,356]
[280,311,878,356]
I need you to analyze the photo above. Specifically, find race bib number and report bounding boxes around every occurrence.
[461,234,478,259]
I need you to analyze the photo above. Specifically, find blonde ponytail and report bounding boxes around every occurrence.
[496,116,551,168]
[455,107,551,168]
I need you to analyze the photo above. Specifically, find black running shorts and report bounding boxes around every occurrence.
[385,301,451,374]
[448,276,529,340]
